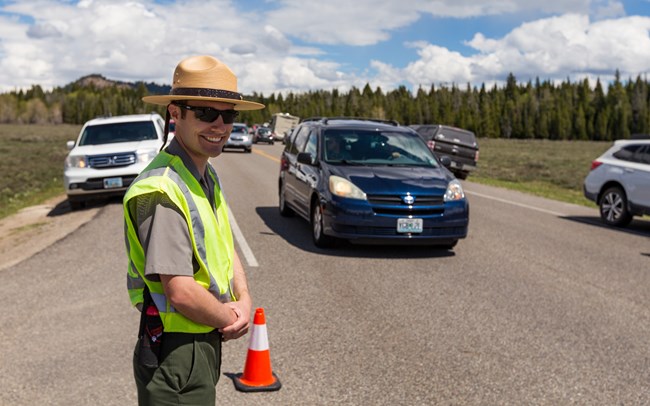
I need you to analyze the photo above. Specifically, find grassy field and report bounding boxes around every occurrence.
[0,124,612,220]
[472,138,611,206]
[0,124,82,219]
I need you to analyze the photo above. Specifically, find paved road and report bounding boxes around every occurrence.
[1,143,649,405]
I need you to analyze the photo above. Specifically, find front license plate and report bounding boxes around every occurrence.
[103,177,123,189]
[397,218,423,233]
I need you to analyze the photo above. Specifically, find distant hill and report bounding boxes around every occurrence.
[66,74,171,95]
[74,74,131,89]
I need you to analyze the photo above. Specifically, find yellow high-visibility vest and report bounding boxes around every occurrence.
[124,151,235,333]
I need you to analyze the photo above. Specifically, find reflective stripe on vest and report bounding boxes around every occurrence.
[124,152,235,333]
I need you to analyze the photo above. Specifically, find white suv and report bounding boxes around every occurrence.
[64,113,166,209]
[583,138,650,227]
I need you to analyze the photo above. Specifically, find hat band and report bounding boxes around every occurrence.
[171,87,243,100]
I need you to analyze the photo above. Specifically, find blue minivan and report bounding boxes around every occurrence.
[278,117,469,248]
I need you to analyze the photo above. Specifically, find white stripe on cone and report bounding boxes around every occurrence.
[248,323,269,351]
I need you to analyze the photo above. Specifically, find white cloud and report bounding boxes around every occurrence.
[402,43,474,86]
[415,0,626,18]
[0,0,646,97]
[395,13,650,88]
[266,0,421,46]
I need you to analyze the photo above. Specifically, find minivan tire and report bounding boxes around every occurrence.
[311,201,335,248]
[279,183,294,217]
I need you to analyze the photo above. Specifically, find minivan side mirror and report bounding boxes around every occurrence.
[66,140,76,150]
[297,152,316,165]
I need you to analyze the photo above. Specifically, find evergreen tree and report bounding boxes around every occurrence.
[607,70,631,139]
[1,70,649,141]
[630,75,649,135]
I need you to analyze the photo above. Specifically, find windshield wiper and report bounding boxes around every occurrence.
[329,160,364,165]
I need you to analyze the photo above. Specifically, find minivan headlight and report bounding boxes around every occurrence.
[444,179,465,201]
[329,175,367,200]
[65,155,87,168]
[137,148,158,164]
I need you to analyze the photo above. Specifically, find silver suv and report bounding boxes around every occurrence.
[583,138,650,227]
[224,123,252,153]
[64,113,165,209]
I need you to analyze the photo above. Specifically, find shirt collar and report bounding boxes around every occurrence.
[166,137,206,183]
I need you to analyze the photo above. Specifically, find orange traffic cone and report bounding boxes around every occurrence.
[233,308,282,392]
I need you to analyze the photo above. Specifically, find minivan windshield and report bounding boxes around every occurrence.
[79,121,158,146]
[323,129,439,167]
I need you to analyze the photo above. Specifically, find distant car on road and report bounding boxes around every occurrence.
[224,123,252,153]
[278,117,469,248]
[409,124,479,180]
[64,113,166,210]
[253,126,274,144]
[583,138,650,227]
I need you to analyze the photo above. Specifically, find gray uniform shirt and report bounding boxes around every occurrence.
[129,137,216,281]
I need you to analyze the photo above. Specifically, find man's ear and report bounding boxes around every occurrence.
[168,104,179,119]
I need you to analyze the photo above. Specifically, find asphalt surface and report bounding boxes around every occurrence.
[1,143,649,405]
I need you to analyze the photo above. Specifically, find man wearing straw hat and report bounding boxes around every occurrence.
[123,55,264,405]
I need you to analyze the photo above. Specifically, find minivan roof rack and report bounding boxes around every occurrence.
[300,116,400,126]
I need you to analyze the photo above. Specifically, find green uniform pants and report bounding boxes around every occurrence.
[133,331,222,406]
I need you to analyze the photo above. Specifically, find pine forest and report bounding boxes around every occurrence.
[0,71,648,141]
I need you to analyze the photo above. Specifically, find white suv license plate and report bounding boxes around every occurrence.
[103,177,123,189]
[397,218,423,233]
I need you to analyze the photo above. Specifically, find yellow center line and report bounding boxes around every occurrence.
[253,148,281,163]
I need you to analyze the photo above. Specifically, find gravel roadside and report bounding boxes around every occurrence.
[0,195,101,271]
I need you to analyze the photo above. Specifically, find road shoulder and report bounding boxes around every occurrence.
[0,195,100,271]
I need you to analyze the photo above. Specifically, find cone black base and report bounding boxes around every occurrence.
[233,372,282,392]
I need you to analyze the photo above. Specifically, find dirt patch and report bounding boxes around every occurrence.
[0,195,100,271]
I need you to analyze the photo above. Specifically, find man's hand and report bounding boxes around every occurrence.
[219,295,252,341]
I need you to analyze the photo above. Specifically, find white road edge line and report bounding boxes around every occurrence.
[465,190,565,217]
[227,207,259,267]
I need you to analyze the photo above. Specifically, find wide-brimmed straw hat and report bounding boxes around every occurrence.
[142,55,264,111]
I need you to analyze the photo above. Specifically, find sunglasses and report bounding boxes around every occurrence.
[173,103,239,124]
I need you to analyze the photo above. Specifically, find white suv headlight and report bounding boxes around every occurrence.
[329,175,367,200]
[444,179,465,201]
[136,148,159,164]
[65,155,87,168]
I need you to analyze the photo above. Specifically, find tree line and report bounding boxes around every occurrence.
[0,71,648,141]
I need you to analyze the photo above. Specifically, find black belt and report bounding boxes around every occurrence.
[164,330,221,342]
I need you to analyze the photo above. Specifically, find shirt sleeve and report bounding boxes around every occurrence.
[130,192,195,281]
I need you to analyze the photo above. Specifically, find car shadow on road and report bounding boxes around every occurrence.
[562,215,650,238]
[255,206,455,259]
[47,196,123,217]
[47,199,73,217]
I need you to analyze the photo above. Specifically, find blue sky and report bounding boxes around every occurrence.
[0,0,648,95]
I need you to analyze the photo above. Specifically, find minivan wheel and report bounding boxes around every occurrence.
[279,183,294,217]
[600,186,632,227]
[311,202,335,248]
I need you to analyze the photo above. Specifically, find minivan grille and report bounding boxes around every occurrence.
[88,153,136,168]
[367,195,444,205]
[366,194,445,216]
